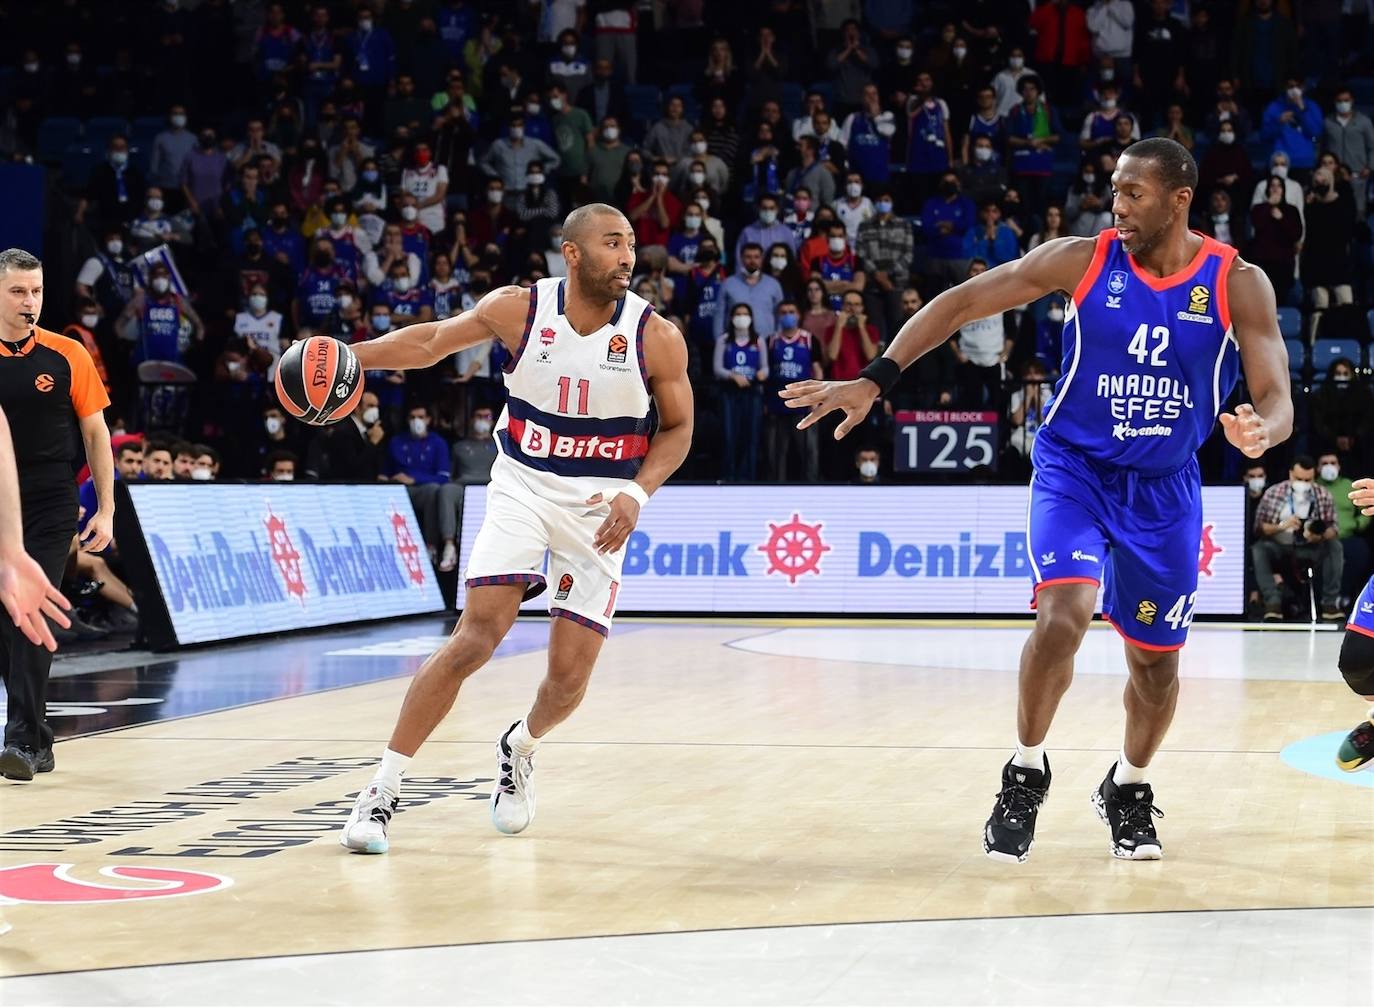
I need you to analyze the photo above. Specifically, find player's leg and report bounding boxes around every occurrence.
[985,455,1107,863]
[489,501,623,835]
[1335,577,1374,772]
[341,483,548,854]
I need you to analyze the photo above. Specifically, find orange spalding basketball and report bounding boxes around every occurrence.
[275,336,364,425]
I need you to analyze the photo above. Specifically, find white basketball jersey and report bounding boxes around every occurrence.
[494,277,656,504]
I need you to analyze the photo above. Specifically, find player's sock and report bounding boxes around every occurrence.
[374,748,410,794]
[1012,740,1045,772]
[1112,751,1147,786]
[507,718,540,757]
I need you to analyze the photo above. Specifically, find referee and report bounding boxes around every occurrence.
[0,248,113,782]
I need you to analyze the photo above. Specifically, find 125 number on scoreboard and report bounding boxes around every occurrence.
[894,410,999,473]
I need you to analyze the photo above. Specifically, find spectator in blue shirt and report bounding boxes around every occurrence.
[1262,79,1323,180]
[920,171,977,288]
[735,195,798,266]
[962,200,1022,267]
[349,6,397,135]
[715,244,786,340]
[387,404,462,571]
[262,200,305,276]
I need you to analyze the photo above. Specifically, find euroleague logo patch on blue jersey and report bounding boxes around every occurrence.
[1177,284,1214,324]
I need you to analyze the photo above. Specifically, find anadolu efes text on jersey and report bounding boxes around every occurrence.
[495,277,655,491]
[1044,228,1240,471]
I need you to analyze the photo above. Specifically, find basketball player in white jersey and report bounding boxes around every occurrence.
[340,204,693,853]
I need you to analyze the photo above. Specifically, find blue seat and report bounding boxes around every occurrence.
[84,116,130,148]
[1284,338,1306,380]
[1276,306,1302,341]
[60,143,100,190]
[624,83,662,132]
[1311,338,1363,381]
[36,116,82,163]
[1351,77,1374,106]
[779,82,803,124]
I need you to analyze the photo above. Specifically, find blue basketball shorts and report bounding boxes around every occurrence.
[1348,576,1374,639]
[1027,436,1203,651]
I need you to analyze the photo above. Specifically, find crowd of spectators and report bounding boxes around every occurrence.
[9,0,1374,619]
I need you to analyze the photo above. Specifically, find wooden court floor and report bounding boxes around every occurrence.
[0,618,1370,1003]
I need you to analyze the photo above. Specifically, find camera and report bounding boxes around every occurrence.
[1305,518,1328,538]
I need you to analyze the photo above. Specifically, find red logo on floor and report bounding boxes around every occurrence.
[0,863,232,904]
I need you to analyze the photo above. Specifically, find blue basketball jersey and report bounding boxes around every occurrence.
[1043,229,1240,473]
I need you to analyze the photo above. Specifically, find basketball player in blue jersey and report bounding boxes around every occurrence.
[338,204,693,853]
[1332,477,1374,773]
[784,138,1292,862]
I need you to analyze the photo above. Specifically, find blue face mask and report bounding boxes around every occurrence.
[778,312,798,329]
[361,169,379,183]
[875,199,893,215]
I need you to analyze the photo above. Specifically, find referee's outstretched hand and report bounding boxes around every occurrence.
[79,509,113,553]
[0,547,71,652]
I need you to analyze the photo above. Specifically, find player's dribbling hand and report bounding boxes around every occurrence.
[587,491,640,555]
[1350,477,1374,516]
[779,378,878,438]
[0,547,71,652]
[1218,403,1269,458]
[79,509,114,554]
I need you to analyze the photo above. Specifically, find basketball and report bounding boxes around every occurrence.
[274,335,364,425]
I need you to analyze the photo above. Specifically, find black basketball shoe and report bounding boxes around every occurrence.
[1091,766,1164,860]
[1335,716,1374,772]
[983,757,1052,863]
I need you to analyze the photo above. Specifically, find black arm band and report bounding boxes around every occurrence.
[858,356,902,396]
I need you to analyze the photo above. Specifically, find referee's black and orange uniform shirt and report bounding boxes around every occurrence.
[0,326,111,473]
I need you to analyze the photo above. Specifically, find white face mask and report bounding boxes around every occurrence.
[974,146,993,162]
[147,198,164,212]
[401,205,418,221]
[265,416,283,435]
[952,46,967,60]
[1048,307,1064,322]
[249,294,268,312]
[691,141,708,155]
[110,150,128,167]
[526,103,541,117]
[358,18,373,32]
[1247,476,1267,494]
[338,293,354,310]
[561,44,577,59]
[273,471,295,481]
[1009,56,1024,70]
[859,460,878,479]
[1100,69,1115,82]
[770,255,788,271]
[392,277,410,293]
[758,209,777,225]
[696,196,709,211]
[528,173,545,186]
[362,406,380,425]
[732,314,752,331]
[1272,163,1289,178]
[330,212,347,228]
[487,189,504,203]
[1102,98,1117,111]
[409,417,428,436]
[66,52,82,66]
[509,126,524,141]
[151,277,171,294]
[471,418,493,436]
[896,46,913,61]
[171,114,187,128]
[846,182,862,199]
[1291,479,1312,494]
[550,96,565,111]
[684,215,701,230]
[689,170,706,185]
[602,126,619,141]
[828,236,846,253]
[1320,464,1339,482]
[1218,131,1235,145]
[1287,86,1302,101]
[106,239,123,256]
[1337,100,1354,115]
[23,61,38,73]
[72,308,100,330]
[190,467,213,481]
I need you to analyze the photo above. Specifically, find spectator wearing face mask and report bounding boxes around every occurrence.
[856,189,912,338]
[258,405,307,474]
[1302,167,1356,310]
[1262,79,1323,183]
[381,263,435,325]
[1242,462,1269,617]
[666,204,709,277]
[1323,87,1374,219]
[512,161,562,255]
[147,104,195,200]
[81,136,147,235]
[363,225,423,291]
[189,444,222,483]
[781,188,816,246]
[548,31,591,100]
[1316,450,1371,602]
[764,243,805,303]
[130,187,190,250]
[763,301,822,481]
[1064,163,1113,236]
[264,450,300,483]
[306,390,385,481]
[1199,122,1254,216]
[949,259,1013,410]
[260,201,306,276]
[854,447,882,485]
[386,405,461,571]
[962,201,1021,268]
[316,198,372,286]
[479,114,562,199]
[1250,152,1306,235]
[959,136,1010,207]
[920,172,976,289]
[1248,175,1302,303]
[626,159,682,247]
[670,132,730,200]
[400,142,449,235]
[714,304,769,482]
[452,405,497,485]
[181,129,230,220]
[1253,455,1344,621]
[75,230,140,328]
[1080,84,1136,159]
[1311,358,1374,465]
[116,267,205,366]
[234,285,285,374]
[62,300,113,400]
[295,239,345,334]
[1007,357,1053,458]
[1033,294,1068,365]
[585,117,628,205]
[361,306,408,422]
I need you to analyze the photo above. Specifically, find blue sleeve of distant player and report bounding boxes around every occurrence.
[77,479,98,533]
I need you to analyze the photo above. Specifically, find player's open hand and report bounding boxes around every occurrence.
[587,491,641,555]
[779,378,878,438]
[80,509,114,553]
[1219,403,1269,459]
[0,547,71,652]
[1350,477,1374,516]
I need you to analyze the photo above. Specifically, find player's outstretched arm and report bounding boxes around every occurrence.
[1219,259,1293,458]
[352,285,530,371]
[781,236,1096,437]
[589,314,694,555]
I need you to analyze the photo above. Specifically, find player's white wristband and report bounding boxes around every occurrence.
[616,482,650,508]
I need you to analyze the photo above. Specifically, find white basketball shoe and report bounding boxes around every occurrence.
[340,781,399,854]
[491,722,536,835]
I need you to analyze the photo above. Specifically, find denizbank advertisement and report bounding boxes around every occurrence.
[128,484,444,644]
[457,485,1244,616]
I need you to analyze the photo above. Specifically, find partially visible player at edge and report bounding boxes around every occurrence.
[783,138,1292,862]
[1332,477,1374,774]
[339,203,693,853]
